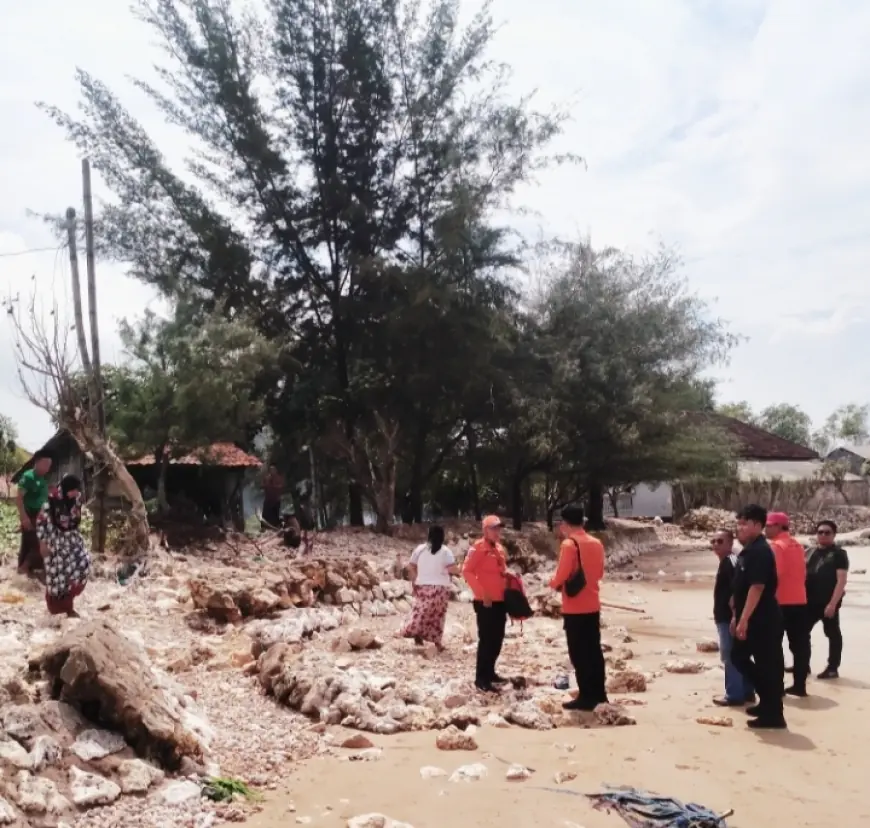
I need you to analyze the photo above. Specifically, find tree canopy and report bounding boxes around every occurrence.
[0,415,28,478]
[757,404,813,448]
[36,0,802,529]
[106,301,278,511]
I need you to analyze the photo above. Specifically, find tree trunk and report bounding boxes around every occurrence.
[607,488,620,518]
[406,462,425,524]
[155,446,170,515]
[511,467,525,531]
[67,420,149,558]
[348,483,364,526]
[467,429,481,521]
[373,460,397,535]
[522,476,534,522]
[587,476,605,531]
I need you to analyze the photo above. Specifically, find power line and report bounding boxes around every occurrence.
[0,245,65,259]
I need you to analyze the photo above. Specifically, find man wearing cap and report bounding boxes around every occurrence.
[463,515,509,692]
[549,504,608,711]
[711,529,755,707]
[765,512,810,697]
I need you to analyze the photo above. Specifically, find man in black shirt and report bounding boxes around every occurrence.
[730,504,786,729]
[805,519,849,679]
[711,529,755,707]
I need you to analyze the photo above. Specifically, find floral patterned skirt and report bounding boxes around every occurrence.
[400,585,451,646]
[45,530,91,599]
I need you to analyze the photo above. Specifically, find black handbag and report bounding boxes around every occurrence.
[564,539,587,598]
[504,573,534,620]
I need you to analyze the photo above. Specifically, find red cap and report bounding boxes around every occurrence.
[482,515,504,530]
[766,511,789,527]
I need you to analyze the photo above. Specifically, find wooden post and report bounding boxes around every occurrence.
[82,160,108,556]
[308,444,319,530]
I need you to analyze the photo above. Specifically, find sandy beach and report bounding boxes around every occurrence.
[244,543,870,828]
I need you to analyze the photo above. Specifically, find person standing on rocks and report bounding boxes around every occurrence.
[730,504,786,729]
[549,504,608,711]
[711,529,755,708]
[36,474,91,617]
[463,515,509,693]
[16,450,53,577]
[261,464,285,530]
[399,525,458,650]
[764,512,810,697]
[804,519,849,680]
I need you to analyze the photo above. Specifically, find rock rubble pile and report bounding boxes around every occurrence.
[189,559,427,625]
[0,620,218,827]
[254,633,650,736]
[680,508,737,534]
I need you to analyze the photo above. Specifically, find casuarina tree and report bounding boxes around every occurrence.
[40,0,573,529]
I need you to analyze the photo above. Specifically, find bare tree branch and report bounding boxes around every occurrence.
[3,286,151,559]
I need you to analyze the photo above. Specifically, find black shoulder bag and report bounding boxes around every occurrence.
[564,538,587,598]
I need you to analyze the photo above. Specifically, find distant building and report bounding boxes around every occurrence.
[608,413,842,519]
[825,444,870,477]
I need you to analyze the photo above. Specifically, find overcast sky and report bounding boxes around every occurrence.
[1,0,868,451]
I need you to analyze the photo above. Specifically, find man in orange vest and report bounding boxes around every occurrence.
[549,504,607,711]
[765,511,810,697]
[463,515,509,692]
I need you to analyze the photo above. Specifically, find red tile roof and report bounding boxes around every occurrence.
[685,412,818,461]
[126,442,262,468]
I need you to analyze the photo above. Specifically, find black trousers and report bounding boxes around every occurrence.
[781,604,810,685]
[17,508,43,572]
[808,602,843,670]
[564,611,608,705]
[473,601,507,686]
[731,618,784,720]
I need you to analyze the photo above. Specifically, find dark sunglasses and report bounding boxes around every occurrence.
[817,529,833,536]
[711,538,727,546]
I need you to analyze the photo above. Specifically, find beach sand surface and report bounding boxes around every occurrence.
[244,545,870,828]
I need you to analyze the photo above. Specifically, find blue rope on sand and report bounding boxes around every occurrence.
[587,785,730,828]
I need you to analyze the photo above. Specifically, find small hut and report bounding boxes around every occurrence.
[11,430,87,488]
[13,433,262,529]
[125,443,262,529]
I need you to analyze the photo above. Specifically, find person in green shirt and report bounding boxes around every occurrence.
[16,451,53,575]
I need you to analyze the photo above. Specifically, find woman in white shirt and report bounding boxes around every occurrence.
[399,526,458,651]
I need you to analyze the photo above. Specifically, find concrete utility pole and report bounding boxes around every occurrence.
[65,209,94,382]
[81,159,108,556]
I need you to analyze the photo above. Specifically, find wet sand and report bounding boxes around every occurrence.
[245,546,870,828]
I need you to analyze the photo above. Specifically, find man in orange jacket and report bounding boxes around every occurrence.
[765,511,810,696]
[463,515,509,692]
[549,504,608,711]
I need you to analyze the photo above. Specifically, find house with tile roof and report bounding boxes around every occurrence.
[825,444,870,477]
[12,430,262,528]
[611,412,864,518]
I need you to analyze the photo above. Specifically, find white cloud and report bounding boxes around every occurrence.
[1,0,868,449]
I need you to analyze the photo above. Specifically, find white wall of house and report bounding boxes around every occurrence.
[602,482,674,519]
[631,482,673,518]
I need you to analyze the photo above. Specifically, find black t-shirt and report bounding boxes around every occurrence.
[806,545,849,607]
[733,535,779,628]
[713,554,737,623]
